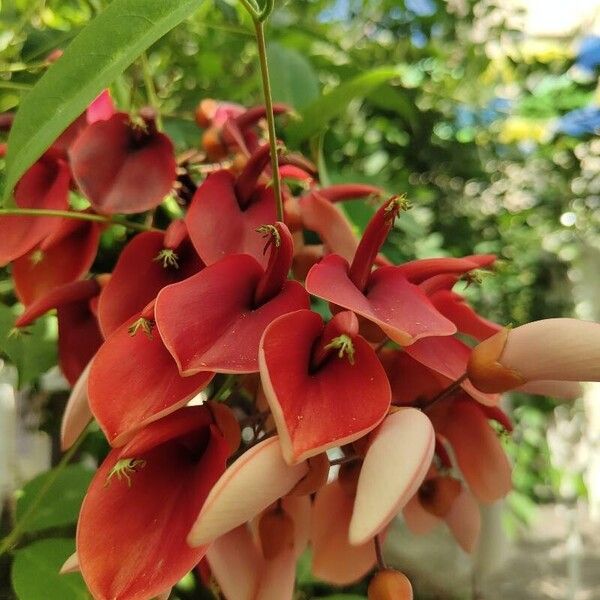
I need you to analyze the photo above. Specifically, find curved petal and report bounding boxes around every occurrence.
[402,495,439,535]
[349,408,435,545]
[207,526,263,600]
[311,481,376,585]
[70,113,176,214]
[517,379,582,400]
[306,255,456,346]
[439,399,512,504]
[77,408,229,600]
[186,170,276,267]
[396,255,496,284]
[444,487,481,554]
[13,219,101,305]
[97,230,203,337]
[188,436,308,547]
[256,546,297,600]
[0,156,70,266]
[61,361,93,450]
[89,314,214,446]
[259,309,390,464]
[156,255,309,374]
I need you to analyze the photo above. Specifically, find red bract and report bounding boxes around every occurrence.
[97,220,203,337]
[89,302,214,446]
[396,254,496,284]
[156,222,309,374]
[259,309,391,464]
[185,145,277,267]
[0,153,71,266]
[306,198,456,345]
[16,279,103,385]
[12,218,101,305]
[69,111,176,214]
[77,406,229,600]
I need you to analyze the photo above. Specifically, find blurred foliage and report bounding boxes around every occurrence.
[2,0,600,598]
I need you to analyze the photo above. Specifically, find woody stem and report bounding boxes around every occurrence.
[420,373,468,411]
[374,535,387,570]
[0,208,161,233]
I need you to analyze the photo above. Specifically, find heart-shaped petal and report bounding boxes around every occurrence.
[259,309,391,464]
[306,255,456,346]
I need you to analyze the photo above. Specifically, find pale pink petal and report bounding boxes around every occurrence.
[188,437,308,546]
[402,495,439,535]
[155,589,172,600]
[60,361,92,451]
[517,380,582,400]
[311,481,376,585]
[349,409,435,545]
[207,526,263,600]
[281,495,312,557]
[256,547,297,600]
[501,319,600,383]
[59,552,79,574]
[444,488,481,554]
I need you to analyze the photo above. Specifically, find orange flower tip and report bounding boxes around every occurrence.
[154,248,179,269]
[338,460,363,498]
[208,402,241,455]
[104,458,147,488]
[127,317,155,339]
[467,328,525,393]
[324,334,356,365]
[258,507,295,559]
[59,552,79,575]
[368,569,413,600]
[195,98,218,128]
[287,453,330,496]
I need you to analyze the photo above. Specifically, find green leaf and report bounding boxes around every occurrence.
[0,303,57,387]
[16,465,94,534]
[287,65,406,144]
[12,538,90,600]
[266,42,319,110]
[3,0,203,204]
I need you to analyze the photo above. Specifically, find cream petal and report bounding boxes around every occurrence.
[349,409,435,545]
[59,552,79,574]
[60,361,92,450]
[311,481,377,585]
[501,318,600,383]
[207,526,263,600]
[188,436,308,546]
[517,379,581,400]
[444,488,481,554]
[255,547,297,600]
[281,495,312,558]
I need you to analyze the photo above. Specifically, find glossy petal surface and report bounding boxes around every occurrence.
[260,309,390,464]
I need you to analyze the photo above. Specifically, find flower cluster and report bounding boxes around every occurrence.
[3,94,600,600]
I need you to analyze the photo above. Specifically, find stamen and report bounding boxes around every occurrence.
[256,224,281,253]
[105,458,147,488]
[128,317,155,338]
[30,249,44,265]
[154,248,179,269]
[324,334,356,365]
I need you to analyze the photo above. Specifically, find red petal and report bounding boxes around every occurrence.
[396,255,496,284]
[0,156,70,265]
[438,399,512,503]
[311,480,377,585]
[97,229,203,337]
[259,309,390,464]
[156,254,309,374]
[186,170,276,267]
[306,255,456,346]
[405,336,499,406]
[430,290,501,341]
[77,408,228,600]
[13,219,101,305]
[69,113,176,214]
[89,313,214,446]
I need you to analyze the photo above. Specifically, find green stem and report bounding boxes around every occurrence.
[140,52,163,130]
[0,81,33,91]
[0,431,87,556]
[253,19,283,221]
[0,208,161,233]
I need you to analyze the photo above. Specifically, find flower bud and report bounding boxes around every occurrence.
[368,569,413,600]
